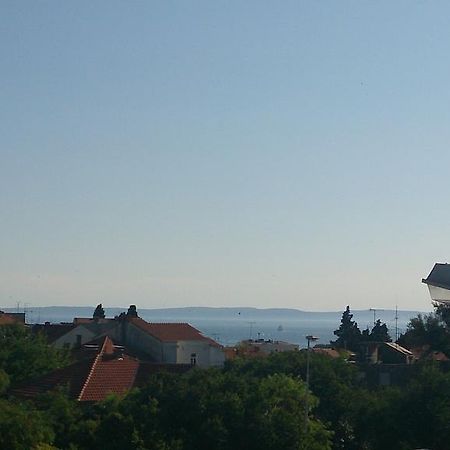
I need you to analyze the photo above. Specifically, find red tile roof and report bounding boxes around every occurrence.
[32,323,75,342]
[12,336,191,402]
[0,312,25,325]
[76,336,138,401]
[12,359,94,399]
[313,348,341,359]
[129,318,221,347]
[134,362,191,386]
[78,355,139,402]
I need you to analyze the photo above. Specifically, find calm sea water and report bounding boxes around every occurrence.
[18,306,417,349]
[137,312,413,348]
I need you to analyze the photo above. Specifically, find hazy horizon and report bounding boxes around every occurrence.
[2,2,449,311]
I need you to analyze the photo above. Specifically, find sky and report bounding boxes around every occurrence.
[1,1,450,311]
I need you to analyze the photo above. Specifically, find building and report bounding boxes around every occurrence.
[422,263,450,304]
[124,318,225,367]
[12,336,191,401]
[34,306,225,368]
[231,339,298,358]
[33,318,117,348]
[360,341,414,365]
[0,311,25,325]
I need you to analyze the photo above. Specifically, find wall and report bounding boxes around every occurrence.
[53,325,96,348]
[125,321,167,362]
[209,345,226,366]
[177,341,225,367]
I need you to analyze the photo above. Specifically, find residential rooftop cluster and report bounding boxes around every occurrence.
[4,304,224,402]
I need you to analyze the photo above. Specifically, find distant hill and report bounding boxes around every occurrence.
[1,305,426,325]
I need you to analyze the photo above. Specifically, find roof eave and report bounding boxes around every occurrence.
[422,279,450,290]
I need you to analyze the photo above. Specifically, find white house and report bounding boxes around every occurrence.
[126,318,225,367]
[36,309,225,368]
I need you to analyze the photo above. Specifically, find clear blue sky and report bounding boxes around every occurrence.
[1,1,449,311]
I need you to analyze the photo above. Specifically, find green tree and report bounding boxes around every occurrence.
[36,389,83,450]
[331,306,362,351]
[0,324,69,385]
[398,313,450,357]
[0,399,54,450]
[435,302,450,328]
[369,319,391,342]
[225,351,360,450]
[95,368,332,450]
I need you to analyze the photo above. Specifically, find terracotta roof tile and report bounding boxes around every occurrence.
[134,362,192,386]
[11,359,93,399]
[129,318,222,347]
[78,355,139,401]
[0,312,25,325]
[32,323,75,342]
[12,335,194,402]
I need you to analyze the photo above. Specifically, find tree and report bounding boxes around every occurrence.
[96,368,333,450]
[0,324,70,385]
[0,399,54,449]
[434,302,450,328]
[93,304,106,319]
[331,306,362,351]
[361,320,391,343]
[398,313,450,357]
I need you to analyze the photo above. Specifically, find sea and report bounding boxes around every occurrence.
[7,306,423,348]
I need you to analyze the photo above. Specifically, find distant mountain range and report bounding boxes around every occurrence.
[1,305,427,325]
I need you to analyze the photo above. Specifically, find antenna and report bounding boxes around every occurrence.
[23,303,34,324]
[394,304,399,342]
[247,321,256,340]
[369,308,384,325]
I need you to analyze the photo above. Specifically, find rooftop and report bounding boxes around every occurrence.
[12,336,192,402]
[32,323,75,342]
[422,263,450,290]
[0,312,25,325]
[129,318,222,347]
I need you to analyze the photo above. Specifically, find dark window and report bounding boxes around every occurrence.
[190,353,197,365]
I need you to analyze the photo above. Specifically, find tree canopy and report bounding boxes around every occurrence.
[0,324,69,386]
[399,303,450,357]
[331,306,362,351]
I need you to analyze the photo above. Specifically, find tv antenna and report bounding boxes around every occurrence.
[23,303,34,323]
[394,305,399,342]
[369,308,384,325]
[247,321,256,340]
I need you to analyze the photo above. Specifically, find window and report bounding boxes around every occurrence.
[76,334,82,347]
[190,353,197,365]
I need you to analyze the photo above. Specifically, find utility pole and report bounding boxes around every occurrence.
[394,305,399,342]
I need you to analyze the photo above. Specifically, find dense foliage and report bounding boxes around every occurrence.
[399,303,450,357]
[331,306,391,352]
[0,324,69,388]
[331,306,362,351]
